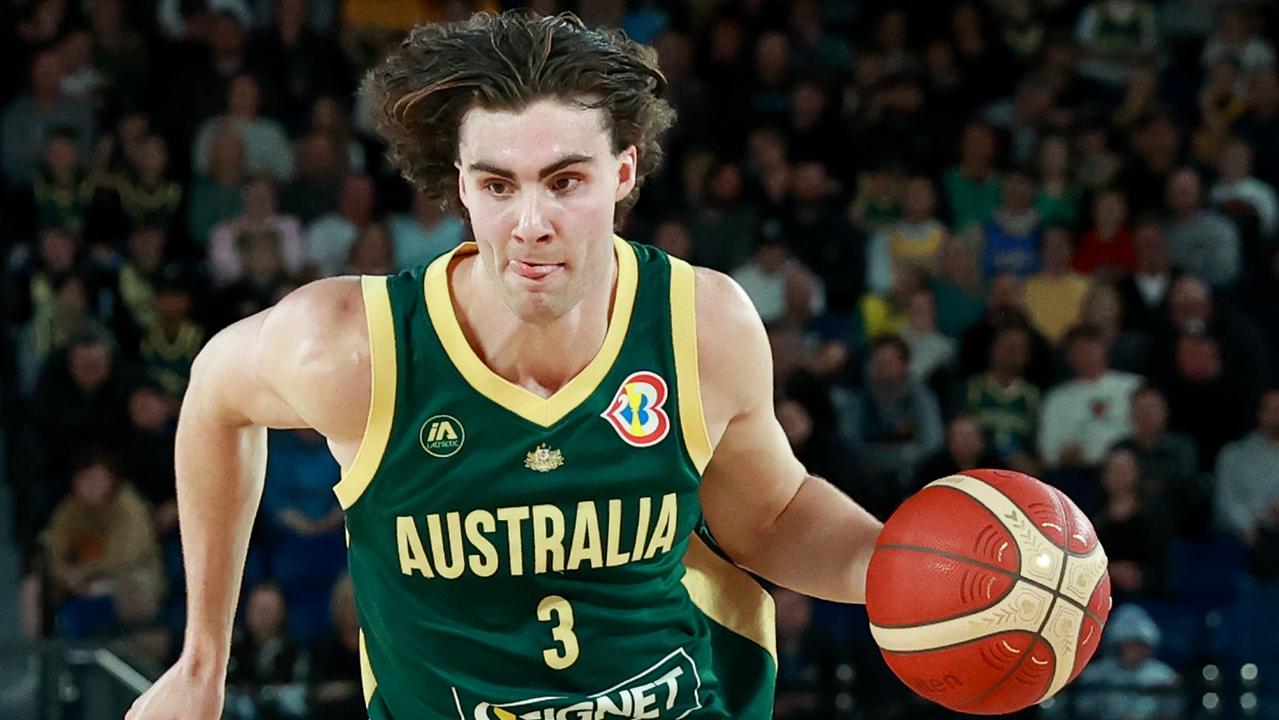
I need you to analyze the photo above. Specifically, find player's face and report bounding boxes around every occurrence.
[457,99,637,323]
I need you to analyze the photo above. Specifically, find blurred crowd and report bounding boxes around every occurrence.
[3,0,1279,718]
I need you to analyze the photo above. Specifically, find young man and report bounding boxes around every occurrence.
[128,11,882,720]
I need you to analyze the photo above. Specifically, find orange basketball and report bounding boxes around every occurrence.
[865,469,1112,715]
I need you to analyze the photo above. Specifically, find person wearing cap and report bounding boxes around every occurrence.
[1074,604,1183,720]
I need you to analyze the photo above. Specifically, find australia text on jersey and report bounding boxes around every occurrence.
[396,494,680,579]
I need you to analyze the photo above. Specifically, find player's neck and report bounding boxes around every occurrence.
[455,254,618,398]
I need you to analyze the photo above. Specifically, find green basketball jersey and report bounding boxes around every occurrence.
[332,237,777,719]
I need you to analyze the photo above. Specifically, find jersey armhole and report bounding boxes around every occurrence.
[333,275,398,510]
[669,258,713,474]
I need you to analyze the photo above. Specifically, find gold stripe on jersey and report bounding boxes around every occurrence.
[681,534,777,664]
[423,236,638,427]
[333,276,399,510]
[668,258,712,473]
[359,630,378,706]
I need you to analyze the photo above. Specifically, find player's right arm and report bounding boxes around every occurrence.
[127,277,370,720]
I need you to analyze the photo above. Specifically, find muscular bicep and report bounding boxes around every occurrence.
[699,398,807,564]
[694,269,807,564]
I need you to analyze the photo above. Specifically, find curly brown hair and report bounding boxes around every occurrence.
[362,10,676,224]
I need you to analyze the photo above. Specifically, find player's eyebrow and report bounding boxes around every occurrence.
[467,154,595,180]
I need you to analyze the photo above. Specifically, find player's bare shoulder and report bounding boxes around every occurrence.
[690,266,773,445]
[256,277,372,440]
[191,276,372,447]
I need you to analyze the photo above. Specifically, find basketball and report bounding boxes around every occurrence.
[866,469,1112,715]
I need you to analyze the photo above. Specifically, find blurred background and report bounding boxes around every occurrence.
[1,0,1278,718]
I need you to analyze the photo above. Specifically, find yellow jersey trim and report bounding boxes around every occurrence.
[422,236,638,427]
[332,276,398,510]
[682,534,778,664]
[668,258,712,473]
[358,630,378,706]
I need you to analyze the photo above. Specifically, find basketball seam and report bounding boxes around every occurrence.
[953,472,1095,558]
[954,593,1059,709]
[867,547,1019,628]
[872,543,1103,625]
[949,480,1071,712]
[925,485,1024,575]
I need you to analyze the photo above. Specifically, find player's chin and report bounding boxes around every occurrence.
[508,287,572,323]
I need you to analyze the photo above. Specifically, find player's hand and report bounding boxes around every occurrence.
[126,658,225,720]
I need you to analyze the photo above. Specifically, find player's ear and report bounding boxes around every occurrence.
[455,162,470,211]
[614,145,637,203]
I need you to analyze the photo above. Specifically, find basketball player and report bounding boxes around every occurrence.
[129,11,882,720]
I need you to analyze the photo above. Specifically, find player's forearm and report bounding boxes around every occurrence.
[173,405,268,676]
[744,474,883,604]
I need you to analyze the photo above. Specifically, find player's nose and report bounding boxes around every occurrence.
[512,193,554,244]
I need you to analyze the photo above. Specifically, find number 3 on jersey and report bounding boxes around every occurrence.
[537,595,579,670]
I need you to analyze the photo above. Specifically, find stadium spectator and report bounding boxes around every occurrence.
[692,160,759,273]
[835,335,943,489]
[105,134,184,236]
[981,166,1043,278]
[187,128,249,247]
[30,325,132,506]
[1201,3,1276,71]
[1116,217,1178,334]
[208,178,306,287]
[1033,134,1082,228]
[1024,225,1091,345]
[867,175,946,295]
[1210,136,1279,241]
[963,322,1041,473]
[783,160,864,311]
[931,235,987,339]
[1074,186,1136,277]
[1038,324,1141,468]
[226,583,302,718]
[307,575,363,720]
[193,74,295,183]
[138,272,206,397]
[387,192,468,269]
[1075,0,1158,87]
[1163,167,1242,288]
[1,49,96,189]
[1093,448,1168,600]
[772,587,846,720]
[958,273,1057,388]
[899,288,956,387]
[1075,604,1182,720]
[344,222,397,276]
[914,415,1002,493]
[732,232,823,328]
[120,380,179,537]
[1115,386,1201,522]
[249,0,353,135]
[1233,64,1279,190]
[1214,389,1279,577]
[36,450,164,637]
[280,133,346,224]
[306,174,376,277]
[943,120,1002,231]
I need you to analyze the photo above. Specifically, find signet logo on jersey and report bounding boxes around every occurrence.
[464,649,702,720]
[601,371,670,448]
[420,415,465,458]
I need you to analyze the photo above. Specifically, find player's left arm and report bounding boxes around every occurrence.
[694,268,883,604]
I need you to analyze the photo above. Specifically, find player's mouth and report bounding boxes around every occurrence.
[510,260,564,281]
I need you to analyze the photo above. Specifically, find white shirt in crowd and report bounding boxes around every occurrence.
[1038,370,1142,466]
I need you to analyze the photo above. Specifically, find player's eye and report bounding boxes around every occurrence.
[550,176,582,194]
[483,180,512,197]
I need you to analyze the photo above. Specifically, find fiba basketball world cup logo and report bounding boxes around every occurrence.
[602,371,671,447]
